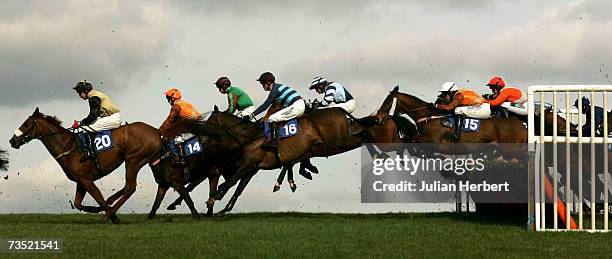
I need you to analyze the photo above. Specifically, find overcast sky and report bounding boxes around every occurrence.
[1,0,611,214]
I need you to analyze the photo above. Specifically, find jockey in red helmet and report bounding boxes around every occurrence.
[483,76,527,116]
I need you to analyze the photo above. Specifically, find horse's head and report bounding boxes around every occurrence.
[9,107,63,149]
[374,86,401,123]
[375,86,431,124]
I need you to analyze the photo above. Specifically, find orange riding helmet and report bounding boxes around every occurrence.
[165,88,182,101]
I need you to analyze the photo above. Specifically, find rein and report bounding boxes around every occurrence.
[20,116,77,160]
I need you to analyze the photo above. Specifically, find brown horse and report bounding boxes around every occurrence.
[263,102,321,192]
[9,108,161,223]
[205,106,370,212]
[370,86,534,159]
[0,149,8,171]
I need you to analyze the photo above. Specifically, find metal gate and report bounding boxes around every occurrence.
[527,85,611,232]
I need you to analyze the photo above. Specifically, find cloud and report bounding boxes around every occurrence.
[279,0,612,110]
[0,0,171,107]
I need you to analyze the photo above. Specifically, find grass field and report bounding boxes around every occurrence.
[0,212,611,258]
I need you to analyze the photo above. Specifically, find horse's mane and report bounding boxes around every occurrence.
[168,118,228,139]
[39,113,63,127]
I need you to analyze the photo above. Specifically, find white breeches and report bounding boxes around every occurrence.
[234,105,255,117]
[268,99,306,122]
[83,113,123,132]
[501,101,528,116]
[454,103,491,119]
[328,99,356,113]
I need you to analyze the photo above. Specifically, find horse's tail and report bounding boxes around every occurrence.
[0,149,9,171]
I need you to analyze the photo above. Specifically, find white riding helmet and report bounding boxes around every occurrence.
[310,76,327,89]
[439,81,458,92]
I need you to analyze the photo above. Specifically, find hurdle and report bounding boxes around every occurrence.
[527,85,611,232]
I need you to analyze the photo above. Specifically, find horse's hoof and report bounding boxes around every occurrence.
[101,214,110,223]
[273,184,280,192]
[289,182,297,193]
[167,204,177,211]
[206,209,213,217]
[192,213,201,220]
[299,169,313,180]
[308,166,319,175]
[215,211,227,217]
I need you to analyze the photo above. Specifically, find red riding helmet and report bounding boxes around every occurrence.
[487,76,505,89]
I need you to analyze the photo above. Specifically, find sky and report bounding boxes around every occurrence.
[1,0,611,214]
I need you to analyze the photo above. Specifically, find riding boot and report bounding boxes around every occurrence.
[262,123,278,148]
[79,132,96,162]
[175,142,187,167]
[450,116,462,141]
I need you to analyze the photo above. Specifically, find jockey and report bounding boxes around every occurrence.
[72,80,122,159]
[434,81,490,139]
[483,76,528,116]
[244,72,306,147]
[160,88,201,165]
[309,76,356,113]
[214,76,255,118]
[574,97,605,137]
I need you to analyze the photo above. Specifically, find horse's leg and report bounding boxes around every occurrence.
[305,160,319,175]
[79,179,119,223]
[364,144,381,159]
[206,173,220,217]
[73,183,103,213]
[176,185,200,219]
[217,170,257,216]
[288,165,297,193]
[148,184,169,219]
[274,167,288,192]
[106,162,142,223]
[167,177,205,210]
[213,162,253,201]
[105,187,125,206]
[298,161,313,180]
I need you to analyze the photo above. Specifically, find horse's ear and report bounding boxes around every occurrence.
[392,85,399,93]
[214,105,219,112]
[33,107,40,115]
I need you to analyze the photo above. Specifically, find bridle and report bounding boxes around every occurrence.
[15,116,76,159]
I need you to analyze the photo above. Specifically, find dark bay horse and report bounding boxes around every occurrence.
[203,106,370,213]
[9,108,161,223]
[146,117,243,218]
[0,149,8,171]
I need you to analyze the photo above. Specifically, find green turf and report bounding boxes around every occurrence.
[0,213,611,258]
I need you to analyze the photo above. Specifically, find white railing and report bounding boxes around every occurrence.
[527,85,612,232]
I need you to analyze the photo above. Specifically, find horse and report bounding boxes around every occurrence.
[372,86,542,159]
[264,101,321,193]
[8,108,162,223]
[146,116,242,218]
[201,106,371,213]
[0,149,8,171]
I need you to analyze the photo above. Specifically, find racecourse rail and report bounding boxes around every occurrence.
[527,85,612,232]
